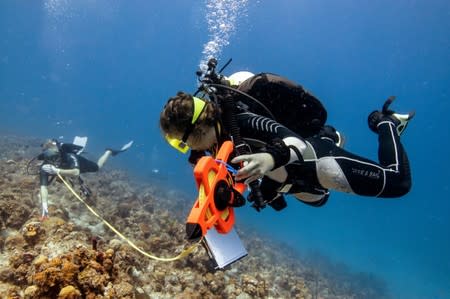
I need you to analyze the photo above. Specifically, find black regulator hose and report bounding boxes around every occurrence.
[197,58,267,210]
[210,83,275,120]
[219,94,266,211]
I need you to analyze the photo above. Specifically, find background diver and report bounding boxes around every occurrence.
[159,71,414,211]
[38,138,133,218]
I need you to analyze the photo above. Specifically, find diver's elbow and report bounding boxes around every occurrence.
[393,179,412,198]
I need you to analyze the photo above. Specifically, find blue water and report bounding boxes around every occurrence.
[1,1,449,298]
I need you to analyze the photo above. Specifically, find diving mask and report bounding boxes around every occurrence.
[39,139,60,161]
[41,147,59,161]
[165,97,207,154]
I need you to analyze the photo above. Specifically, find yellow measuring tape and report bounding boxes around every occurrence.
[57,173,201,261]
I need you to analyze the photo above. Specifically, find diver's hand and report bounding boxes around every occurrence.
[231,153,274,184]
[42,164,60,175]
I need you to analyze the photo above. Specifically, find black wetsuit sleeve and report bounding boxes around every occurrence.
[61,153,80,169]
[237,112,298,140]
[237,112,306,165]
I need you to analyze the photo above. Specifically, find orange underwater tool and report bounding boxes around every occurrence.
[186,141,246,240]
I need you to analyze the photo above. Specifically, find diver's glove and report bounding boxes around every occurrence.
[231,153,275,184]
[42,164,60,175]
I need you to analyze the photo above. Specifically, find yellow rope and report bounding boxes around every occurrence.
[57,173,201,261]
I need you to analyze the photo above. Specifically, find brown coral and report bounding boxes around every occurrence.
[0,195,33,229]
[0,136,388,299]
[22,221,43,244]
[58,285,82,299]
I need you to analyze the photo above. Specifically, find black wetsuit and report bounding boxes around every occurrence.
[236,111,412,206]
[40,152,99,186]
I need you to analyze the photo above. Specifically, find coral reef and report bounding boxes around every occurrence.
[0,135,390,298]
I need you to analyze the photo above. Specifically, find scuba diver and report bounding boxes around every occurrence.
[159,69,414,211]
[38,138,133,218]
[186,71,344,166]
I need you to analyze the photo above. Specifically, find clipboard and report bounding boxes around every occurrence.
[73,136,88,154]
[204,228,248,269]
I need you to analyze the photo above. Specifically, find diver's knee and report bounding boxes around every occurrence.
[383,179,411,198]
